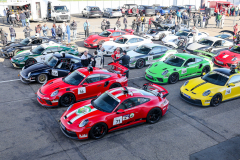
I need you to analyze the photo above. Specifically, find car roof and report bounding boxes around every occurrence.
[213,68,236,76]
[53,53,80,59]
[106,29,124,33]
[142,43,165,48]
[87,6,99,8]
[107,87,148,101]
[121,35,142,38]
[174,53,203,60]
[204,36,223,41]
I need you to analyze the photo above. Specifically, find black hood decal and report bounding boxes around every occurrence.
[190,82,207,91]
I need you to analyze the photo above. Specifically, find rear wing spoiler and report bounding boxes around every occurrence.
[143,83,169,98]
[193,50,215,60]
[108,62,129,75]
[123,29,135,34]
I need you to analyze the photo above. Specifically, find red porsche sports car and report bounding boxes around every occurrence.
[60,83,169,140]
[36,63,128,107]
[84,29,134,48]
[214,45,240,68]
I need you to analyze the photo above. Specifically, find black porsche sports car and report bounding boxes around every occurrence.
[0,36,59,58]
[19,53,83,84]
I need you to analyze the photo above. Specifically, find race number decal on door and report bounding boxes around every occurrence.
[41,57,45,61]
[52,69,58,76]
[225,88,231,95]
[148,56,153,64]
[182,68,187,74]
[78,87,86,94]
[113,116,122,125]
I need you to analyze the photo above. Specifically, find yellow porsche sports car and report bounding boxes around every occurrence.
[180,68,240,107]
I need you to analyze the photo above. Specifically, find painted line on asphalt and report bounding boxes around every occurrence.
[0,79,20,83]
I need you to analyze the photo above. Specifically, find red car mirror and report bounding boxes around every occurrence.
[116,109,125,114]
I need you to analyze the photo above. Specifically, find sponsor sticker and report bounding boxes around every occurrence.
[79,134,88,138]
[123,114,130,121]
[77,106,91,115]
[148,56,153,64]
[52,69,58,76]
[113,116,122,125]
[182,68,187,74]
[130,113,134,118]
[78,87,86,94]
[225,88,231,95]
[223,55,229,58]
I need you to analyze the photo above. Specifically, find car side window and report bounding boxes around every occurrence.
[128,38,138,43]
[32,40,38,44]
[51,48,59,53]
[195,58,203,63]
[100,74,111,80]
[151,47,162,54]
[137,38,144,42]
[185,58,196,66]
[188,33,193,37]
[117,97,150,111]
[86,74,101,83]
[228,75,240,84]
[214,40,222,46]
[71,59,80,63]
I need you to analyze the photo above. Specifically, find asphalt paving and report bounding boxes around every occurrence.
[0,29,240,160]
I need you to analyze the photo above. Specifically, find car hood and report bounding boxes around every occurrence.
[216,50,240,61]
[103,41,123,51]
[184,77,220,94]
[127,50,144,58]
[22,63,51,75]
[147,61,179,74]
[3,43,24,51]
[85,34,103,42]
[163,35,178,42]
[62,100,108,128]
[187,43,208,51]
[40,78,67,94]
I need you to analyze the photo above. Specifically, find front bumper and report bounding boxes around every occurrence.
[145,70,169,83]
[19,71,35,83]
[11,58,24,68]
[180,88,211,106]
[214,58,232,68]
[84,41,98,48]
[36,88,59,107]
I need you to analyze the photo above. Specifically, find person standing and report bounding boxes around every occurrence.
[141,14,146,32]
[193,13,198,27]
[227,6,230,17]
[136,16,141,33]
[0,28,7,46]
[116,18,121,30]
[156,12,160,21]
[111,47,121,63]
[202,14,207,28]
[113,50,130,78]
[101,19,106,31]
[235,6,239,16]
[231,6,235,16]
[57,25,62,41]
[66,23,71,45]
[25,9,30,26]
[9,12,16,26]
[81,50,91,67]
[182,13,188,25]
[148,16,154,30]
[96,44,105,65]
[205,14,211,28]
[234,23,239,35]
[123,15,128,29]
[91,51,103,68]
[6,8,10,24]
[19,11,26,27]
[35,24,41,36]
[83,20,90,38]
[176,10,181,23]
[106,19,110,29]
[42,24,49,37]
[192,26,199,43]
[221,12,225,29]
[71,20,77,41]
[198,13,203,28]
[51,24,56,39]
[216,13,222,28]
[132,19,137,30]
[61,22,66,41]
[174,22,180,33]
[9,25,16,42]
[23,26,32,38]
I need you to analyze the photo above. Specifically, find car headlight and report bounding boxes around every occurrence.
[28,72,31,78]
[184,80,189,86]
[148,64,152,69]
[130,57,137,62]
[22,66,25,70]
[93,39,97,42]
[202,90,211,96]
[162,70,168,75]
[215,52,220,57]
[79,119,89,127]
[51,90,59,97]
[67,104,73,111]
[231,57,237,61]
[16,57,24,61]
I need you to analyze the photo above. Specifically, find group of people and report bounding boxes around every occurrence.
[5,8,31,27]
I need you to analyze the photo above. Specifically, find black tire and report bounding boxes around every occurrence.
[25,58,37,66]
[36,74,48,84]
[168,72,179,84]
[82,13,85,17]
[135,59,145,69]
[59,93,76,107]
[201,66,210,76]
[14,49,20,56]
[146,108,162,124]
[132,7,137,14]
[210,93,222,107]
[109,83,121,89]
[89,123,108,139]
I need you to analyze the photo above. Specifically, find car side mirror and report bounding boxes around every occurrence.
[188,36,192,38]
[82,82,88,86]
[109,36,113,38]
[42,52,47,55]
[116,109,125,114]
[149,52,154,55]
[184,64,189,67]
[228,83,235,87]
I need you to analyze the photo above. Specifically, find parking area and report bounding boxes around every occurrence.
[0,15,240,160]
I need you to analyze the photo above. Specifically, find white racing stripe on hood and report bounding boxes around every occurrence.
[109,87,123,93]
[115,93,124,98]
[69,108,97,124]
[66,104,91,118]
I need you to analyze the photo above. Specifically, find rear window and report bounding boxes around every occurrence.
[90,7,100,11]
[112,9,120,11]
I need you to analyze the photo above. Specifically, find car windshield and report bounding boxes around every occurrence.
[114,37,128,44]
[161,7,168,9]
[20,38,30,45]
[202,71,229,86]
[92,92,120,113]
[164,55,185,67]
[135,45,151,54]
[91,7,100,11]
[99,31,111,37]
[229,45,240,53]
[32,46,44,54]
[44,56,58,67]
[63,71,85,85]
[176,31,189,36]
[54,6,67,11]
[198,39,214,46]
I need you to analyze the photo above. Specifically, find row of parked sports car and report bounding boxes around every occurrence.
[1,24,240,140]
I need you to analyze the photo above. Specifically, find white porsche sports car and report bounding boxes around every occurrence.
[102,35,152,55]
[162,30,209,44]
[185,36,233,54]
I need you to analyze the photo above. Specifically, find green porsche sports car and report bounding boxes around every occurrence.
[11,44,79,68]
[145,51,214,84]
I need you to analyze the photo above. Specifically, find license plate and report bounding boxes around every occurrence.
[147,74,152,79]
[184,93,191,99]
[217,60,223,64]
[60,123,65,130]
